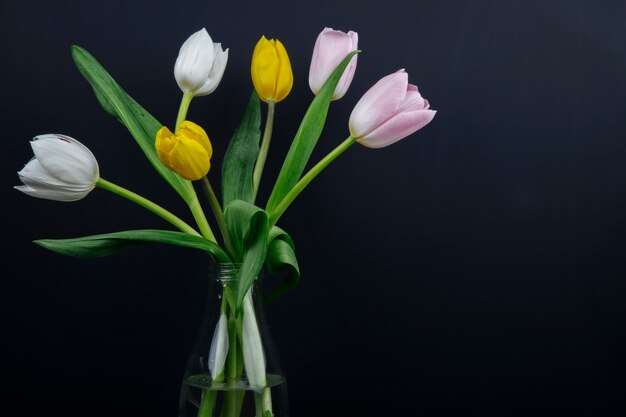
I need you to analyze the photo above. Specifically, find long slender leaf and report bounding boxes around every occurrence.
[265,51,360,213]
[224,200,269,310]
[222,92,262,207]
[34,229,230,262]
[264,226,300,303]
[70,45,195,203]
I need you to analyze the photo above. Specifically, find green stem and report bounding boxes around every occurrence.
[201,177,235,258]
[252,100,276,200]
[176,91,194,132]
[188,195,217,243]
[261,387,274,416]
[96,178,200,237]
[268,135,356,226]
[253,392,263,417]
[197,390,217,417]
[223,313,240,417]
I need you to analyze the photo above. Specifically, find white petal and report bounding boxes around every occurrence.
[14,184,91,202]
[242,289,266,388]
[174,28,215,93]
[30,134,99,186]
[18,158,65,187]
[208,313,229,380]
[194,46,228,96]
[18,159,92,193]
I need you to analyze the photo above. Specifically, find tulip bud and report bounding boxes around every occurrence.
[15,134,99,201]
[349,70,436,148]
[208,313,229,380]
[309,27,358,100]
[155,121,213,180]
[251,36,293,103]
[174,28,229,97]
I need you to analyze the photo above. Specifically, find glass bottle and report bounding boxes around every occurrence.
[179,263,288,417]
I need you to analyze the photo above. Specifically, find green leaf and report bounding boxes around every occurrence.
[34,229,230,262]
[222,91,262,207]
[224,200,269,311]
[70,45,195,203]
[264,226,300,304]
[265,50,360,213]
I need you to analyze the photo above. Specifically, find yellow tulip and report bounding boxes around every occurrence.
[251,36,293,103]
[155,120,213,180]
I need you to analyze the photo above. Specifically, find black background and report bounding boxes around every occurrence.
[2,0,626,415]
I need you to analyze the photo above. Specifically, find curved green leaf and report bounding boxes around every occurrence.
[224,200,269,310]
[34,229,230,262]
[70,45,195,204]
[264,226,300,304]
[222,91,262,207]
[265,50,360,213]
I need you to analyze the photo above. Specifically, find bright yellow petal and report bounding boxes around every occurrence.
[168,136,211,180]
[156,126,176,167]
[274,39,293,102]
[178,120,213,158]
[251,36,280,102]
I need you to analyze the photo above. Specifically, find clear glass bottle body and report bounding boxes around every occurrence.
[179,264,288,417]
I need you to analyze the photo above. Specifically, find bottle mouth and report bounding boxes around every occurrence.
[215,262,242,283]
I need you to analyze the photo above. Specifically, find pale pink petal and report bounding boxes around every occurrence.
[349,70,408,138]
[398,88,427,112]
[308,28,333,94]
[333,31,358,100]
[357,109,436,149]
[309,28,358,99]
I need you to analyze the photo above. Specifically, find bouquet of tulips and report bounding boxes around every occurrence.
[15,27,435,417]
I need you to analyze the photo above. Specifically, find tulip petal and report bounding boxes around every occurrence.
[195,46,229,96]
[178,121,212,157]
[242,289,266,388]
[208,313,229,380]
[357,109,436,148]
[251,37,279,102]
[14,184,91,202]
[251,36,293,102]
[274,39,293,102]
[349,70,409,138]
[398,86,428,112]
[18,158,69,188]
[309,28,358,100]
[167,136,211,180]
[174,28,215,93]
[18,158,92,192]
[30,135,99,185]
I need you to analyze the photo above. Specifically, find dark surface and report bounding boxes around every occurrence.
[2,0,626,415]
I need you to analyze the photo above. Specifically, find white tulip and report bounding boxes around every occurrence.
[208,313,229,380]
[15,134,99,202]
[242,289,266,388]
[174,28,229,97]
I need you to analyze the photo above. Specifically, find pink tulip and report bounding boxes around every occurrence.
[309,27,358,100]
[349,69,436,148]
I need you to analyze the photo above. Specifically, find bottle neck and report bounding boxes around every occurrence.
[213,263,263,302]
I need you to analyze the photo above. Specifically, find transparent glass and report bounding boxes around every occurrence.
[179,264,288,417]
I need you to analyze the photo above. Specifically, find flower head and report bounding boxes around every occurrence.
[309,27,358,100]
[15,134,99,201]
[349,69,436,148]
[174,28,229,96]
[251,36,293,103]
[155,121,213,180]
